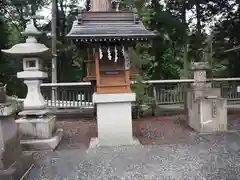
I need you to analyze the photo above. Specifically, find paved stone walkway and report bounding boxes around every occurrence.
[25,132,240,180]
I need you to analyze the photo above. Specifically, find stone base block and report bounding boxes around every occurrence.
[187,93,228,133]
[15,115,56,139]
[93,93,136,147]
[20,129,63,151]
[89,137,140,149]
[0,152,33,180]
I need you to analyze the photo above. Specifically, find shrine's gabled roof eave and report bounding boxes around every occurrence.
[66,11,155,42]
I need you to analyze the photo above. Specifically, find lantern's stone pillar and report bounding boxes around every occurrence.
[0,99,33,180]
[186,62,227,133]
[2,20,63,151]
[90,93,139,147]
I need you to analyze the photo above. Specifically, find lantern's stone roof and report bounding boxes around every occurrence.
[2,20,49,57]
[2,40,49,56]
[66,11,155,42]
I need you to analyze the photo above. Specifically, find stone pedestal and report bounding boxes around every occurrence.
[90,93,139,147]
[186,62,228,133]
[187,89,227,133]
[20,79,47,110]
[16,109,63,151]
[16,68,63,151]
[0,102,33,180]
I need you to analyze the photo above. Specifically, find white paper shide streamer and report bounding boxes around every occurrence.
[122,46,130,70]
[108,46,112,60]
[99,46,103,59]
[114,46,118,62]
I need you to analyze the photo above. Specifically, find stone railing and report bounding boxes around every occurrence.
[14,78,240,109]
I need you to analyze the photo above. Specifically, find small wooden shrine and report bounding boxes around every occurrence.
[67,0,155,94]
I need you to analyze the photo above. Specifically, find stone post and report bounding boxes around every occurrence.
[186,62,227,133]
[191,62,211,98]
[0,94,33,180]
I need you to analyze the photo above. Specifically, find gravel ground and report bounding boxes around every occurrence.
[24,114,240,180]
[55,115,198,150]
[53,114,240,150]
[25,132,240,180]
[56,119,97,151]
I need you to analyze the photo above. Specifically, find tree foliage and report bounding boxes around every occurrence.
[2,0,240,96]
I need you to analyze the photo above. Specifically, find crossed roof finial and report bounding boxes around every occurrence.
[111,0,121,11]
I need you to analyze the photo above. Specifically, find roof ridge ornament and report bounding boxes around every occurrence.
[133,8,140,24]
[77,12,83,24]
[111,0,120,11]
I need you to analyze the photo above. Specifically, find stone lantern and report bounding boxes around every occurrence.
[2,19,48,110]
[2,19,63,151]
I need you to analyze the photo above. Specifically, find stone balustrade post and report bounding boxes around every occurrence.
[0,91,33,180]
[186,62,227,133]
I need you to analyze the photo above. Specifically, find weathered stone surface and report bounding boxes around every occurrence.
[19,109,49,116]
[93,93,137,146]
[0,102,33,180]
[187,95,227,133]
[20,128,64,151]
[16,115,57,139]
[0,103,22,169]
[191,62,210,70]
[187,62,227,133]
[16,112,63,151]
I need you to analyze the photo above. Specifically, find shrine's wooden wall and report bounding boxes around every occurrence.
[94,53,131,94]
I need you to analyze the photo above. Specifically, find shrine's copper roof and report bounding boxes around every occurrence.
[66,11,155,42]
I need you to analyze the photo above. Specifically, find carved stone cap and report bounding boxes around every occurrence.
[21,19,42,37]
[191,62,210,71]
